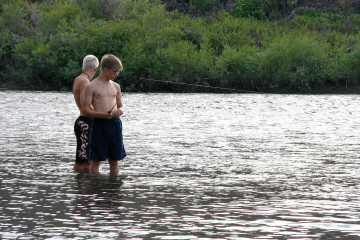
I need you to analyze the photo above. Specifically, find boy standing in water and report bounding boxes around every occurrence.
[82,54,127,176]
[73,55,99,171]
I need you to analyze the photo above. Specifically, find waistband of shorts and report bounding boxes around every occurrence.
[77,116,92,121]
[93,117,119,122]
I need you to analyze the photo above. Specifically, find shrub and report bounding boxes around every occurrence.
[233,0,266,20]
[190,0,220,16]
[39,0,79,36]
[2,0,360,93]
[153,40,213,91]
[213,46,262,90]
[260,33,329,91]
[338,44,360,86]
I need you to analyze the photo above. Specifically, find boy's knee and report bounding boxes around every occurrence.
[108,159,118,166]
[89,160,100,169]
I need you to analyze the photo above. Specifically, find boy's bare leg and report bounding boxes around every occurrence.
[108,159,119,176]
[73,162,84,171]
[74,163,91,171]
[89,160,101,176]
[83,163,90,170]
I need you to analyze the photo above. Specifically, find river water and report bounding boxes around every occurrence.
[1,91,360,239]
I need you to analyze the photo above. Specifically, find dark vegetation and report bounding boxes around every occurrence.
[2,0,360,93]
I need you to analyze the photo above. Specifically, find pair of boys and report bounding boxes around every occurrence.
[73,54,126,176]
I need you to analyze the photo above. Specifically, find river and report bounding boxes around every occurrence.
[1,91,360,239]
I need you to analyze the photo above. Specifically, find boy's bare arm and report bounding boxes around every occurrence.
[111,83,124,117]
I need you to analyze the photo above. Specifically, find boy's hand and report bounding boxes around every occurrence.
[104,112,113,119]
[111,109,123,117]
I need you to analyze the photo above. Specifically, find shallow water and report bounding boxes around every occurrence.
[1,91,360,239]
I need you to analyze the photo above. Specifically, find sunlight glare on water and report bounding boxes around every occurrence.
[1,91,360,239]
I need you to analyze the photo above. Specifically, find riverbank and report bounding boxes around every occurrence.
[2,78,360,95]
[2,1,360,93]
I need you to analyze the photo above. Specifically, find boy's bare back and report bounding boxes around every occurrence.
[73,75,90,113]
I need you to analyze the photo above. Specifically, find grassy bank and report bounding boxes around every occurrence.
[2,0,360,93]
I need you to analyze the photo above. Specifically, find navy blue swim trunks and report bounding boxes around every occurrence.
[74,116,93,164]
[89,118,126,161]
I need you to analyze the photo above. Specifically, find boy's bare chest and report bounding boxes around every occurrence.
[94,85,117,99]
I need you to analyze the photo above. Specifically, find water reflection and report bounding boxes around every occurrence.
[1,91,360,239]
[73,172,123,214]
[70,173,125,238]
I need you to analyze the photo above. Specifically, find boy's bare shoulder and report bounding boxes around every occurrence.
[73,75,88,91]
[110,80,120,86]
[75,74,89,82]
[85,80,98,93]
[110,80,121,89]
[73,75,83,86]
[88,78,99,87]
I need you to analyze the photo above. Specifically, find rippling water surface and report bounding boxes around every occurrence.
[1,91,360,239]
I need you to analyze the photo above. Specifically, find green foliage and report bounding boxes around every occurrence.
[290,10,349,33]
[14,37,55,86]
[190,0,219,16]
[337,44,360,86]
[213,46,262,89]
[0,29,12,58]
[0,0,39,37]
[75,0,126,20]
[0,29,14,80]
[2,0,360,92]
[233,0,266,20]
[260,33,329,91]
[115,0,157,19]
[39,0,80,36]
[155,40,212,86]
[233,0,289,20]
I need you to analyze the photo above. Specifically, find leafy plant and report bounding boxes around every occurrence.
[233,0,266,20]
[190,0,219,16]
[260,33,329,91]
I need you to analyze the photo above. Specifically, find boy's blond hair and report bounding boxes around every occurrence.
[100,54,123,71]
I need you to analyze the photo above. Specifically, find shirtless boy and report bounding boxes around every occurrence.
[73,55,99,171]
[82,54,127,176]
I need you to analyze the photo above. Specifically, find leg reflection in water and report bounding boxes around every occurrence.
[72,172,124,218]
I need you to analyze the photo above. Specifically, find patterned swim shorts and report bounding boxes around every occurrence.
[74,116,93,164]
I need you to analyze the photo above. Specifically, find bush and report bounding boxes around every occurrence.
[233,0,266,20]
[337,45,360,87]
[213,46,262,90]
[2,0,360,92]
[190,0,219,16]
[152,40,213,91]
[39,0,80,36]
[260,33,329,91]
